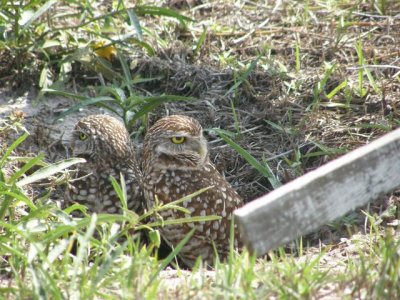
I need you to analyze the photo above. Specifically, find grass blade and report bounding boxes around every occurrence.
[2,191,37,211]
[145,228,196,291]
[49,95,116,120]
[194,25,207,55]
[0,133,29,167]
[143,215,221,229]
[20,0,58,31]
[42,88,87,101]
[109,175,128,212]
[10,153,45,183]
[139,186,213,222]
[326,80,347,100]
[355,40,367,97]
[70,214,97,299]
[17,158,86,187]
[213,128,281,189]
[89,241,129,297]
[124,37,155,56]
[224,56,260,97]
[127,8,143,41]
[128,95,195,128]
[118,51,134,96]
[135,6,194,25]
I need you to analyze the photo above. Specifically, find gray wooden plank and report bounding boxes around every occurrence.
[234,128,400,256]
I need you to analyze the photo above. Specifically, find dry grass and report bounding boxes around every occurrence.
[0,0,400,298]
[128,1,400,231]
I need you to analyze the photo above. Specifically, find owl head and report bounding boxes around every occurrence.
[143,115,208,171]
[71,114,132,163]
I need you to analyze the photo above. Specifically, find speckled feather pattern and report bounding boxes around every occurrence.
[143,115,243,266]
[65,115,143,215]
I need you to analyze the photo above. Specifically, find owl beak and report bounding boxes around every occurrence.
[72,147,81,157]
[70,141,75,153]
[72,148,80,157]
[71,142,87,158]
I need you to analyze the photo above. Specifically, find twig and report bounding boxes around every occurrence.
[347,65,400,71]
[352,12,400,19]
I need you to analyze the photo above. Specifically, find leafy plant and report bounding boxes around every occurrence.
[310,62,337,110]
[43,84,195,131]
[42,10,197,129]
[355,39,381,96]
[0,0,192,89]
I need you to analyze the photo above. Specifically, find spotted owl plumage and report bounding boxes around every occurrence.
[142,115,243,266]
[65,114,143,215]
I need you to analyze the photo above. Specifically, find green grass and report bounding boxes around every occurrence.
[1,130,399,299]
[1,0,400,299]
[0,0,190,91]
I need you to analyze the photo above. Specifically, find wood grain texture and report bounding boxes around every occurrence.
[234,128,400,256]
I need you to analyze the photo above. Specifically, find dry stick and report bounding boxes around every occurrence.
[347,65,400,71]
[234,128,400,256]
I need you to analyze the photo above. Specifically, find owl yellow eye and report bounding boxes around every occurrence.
[79,133,88,141]
[171,136,185,144]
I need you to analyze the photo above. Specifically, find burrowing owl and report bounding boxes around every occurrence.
[143,115,243,266]
[65,114,143,215]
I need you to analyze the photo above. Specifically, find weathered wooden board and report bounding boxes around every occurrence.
[234,128,400,256]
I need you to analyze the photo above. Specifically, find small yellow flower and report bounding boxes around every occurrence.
[92,40,117,61]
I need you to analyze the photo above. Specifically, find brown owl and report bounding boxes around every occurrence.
[65,114,143,215]
[142,115,243,266]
